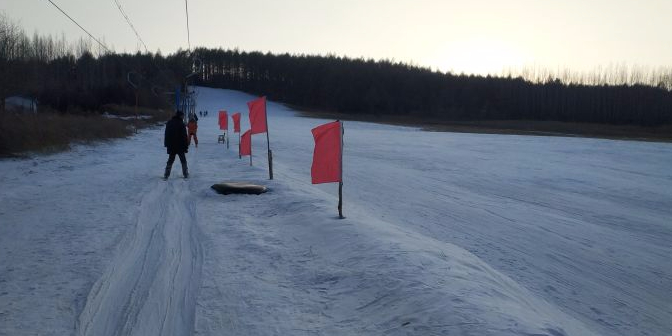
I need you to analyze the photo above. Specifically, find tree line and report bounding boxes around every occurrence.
[0,13,177,113]
[2,14,670,126]
[194,48,671,126]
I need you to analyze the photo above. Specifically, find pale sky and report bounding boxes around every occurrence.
[3,0,671,75]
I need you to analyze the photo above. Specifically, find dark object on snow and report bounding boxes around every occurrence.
[211,182,268,195]
[165,112,189,154]
[164,111,189,178]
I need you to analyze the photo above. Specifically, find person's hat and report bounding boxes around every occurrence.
[175,110,184,117]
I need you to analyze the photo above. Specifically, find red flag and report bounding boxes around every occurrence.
[218,111,225,126]
[232,112,241,133]
[218,111,228,130]
[311,121,342,184]
[240,130,252,156]
[247,96,267,134]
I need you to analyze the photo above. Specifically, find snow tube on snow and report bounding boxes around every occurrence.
[211,182,268,195]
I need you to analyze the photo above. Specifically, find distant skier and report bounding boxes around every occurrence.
[164,110,189,179]
[187,117,199,148]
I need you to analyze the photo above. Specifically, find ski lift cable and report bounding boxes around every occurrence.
[183,0,202,113]
[112,0,149,53]
[110,0,176,88]
[184,0,191,51]
[45,0,113,55]
[45,0,171,98]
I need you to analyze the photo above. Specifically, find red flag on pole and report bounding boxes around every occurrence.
[218,111,228,130]
[311,121,342,184]
[240,130,252,156]
[232,112,241,133]
[247,96,267,134]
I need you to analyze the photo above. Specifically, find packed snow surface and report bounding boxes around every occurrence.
[1,87,671,336]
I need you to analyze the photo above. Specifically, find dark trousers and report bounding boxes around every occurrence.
[189,133,198,146]
[165,152,188,177]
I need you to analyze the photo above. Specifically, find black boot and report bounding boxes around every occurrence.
[164,166,172,179]
[182,165,189,178]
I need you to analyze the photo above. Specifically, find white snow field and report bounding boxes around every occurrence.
[1,86,671,336]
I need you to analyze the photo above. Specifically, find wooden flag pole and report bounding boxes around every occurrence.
[226,131,229,149]
[238,132,241,159]
[338,121,344,219]
[250,140,253,166]
[338,182,343,219]
[265,99,273,180]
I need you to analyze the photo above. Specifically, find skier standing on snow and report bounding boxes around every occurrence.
[187,116,198,148]
[164,110,189,179]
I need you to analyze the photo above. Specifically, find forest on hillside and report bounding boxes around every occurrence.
[1,14,671,126]
[0,14,181,113]
[195,48,672,126]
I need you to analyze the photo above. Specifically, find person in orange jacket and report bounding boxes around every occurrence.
[187,117,198,147]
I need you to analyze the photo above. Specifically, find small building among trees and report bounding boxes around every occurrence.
[4,95,38,113]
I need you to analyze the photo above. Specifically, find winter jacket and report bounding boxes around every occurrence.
[187,120,198,134]
[164,116,189,154]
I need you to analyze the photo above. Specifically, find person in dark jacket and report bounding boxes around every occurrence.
[164,110,189,179]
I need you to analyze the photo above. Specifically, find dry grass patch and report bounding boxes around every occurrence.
[0,111,132,156]
[423,120,672,142]
[0,104,173,157]
[297,109,672,143]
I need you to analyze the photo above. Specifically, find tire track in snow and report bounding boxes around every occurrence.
[76,179,203,336]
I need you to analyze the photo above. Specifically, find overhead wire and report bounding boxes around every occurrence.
[45,0,171,100]
[45,0,113,55]
[184,0,191,51]
[110,0,176,89]
[112,0,149,53]
[182,0,200,118]
[110,0,199,111]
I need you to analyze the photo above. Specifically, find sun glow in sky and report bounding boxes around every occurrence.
[426,39,532,75]
[2,0,671,75]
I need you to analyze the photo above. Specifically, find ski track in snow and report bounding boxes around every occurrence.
[76,179,202,336]
[1,86,671,336]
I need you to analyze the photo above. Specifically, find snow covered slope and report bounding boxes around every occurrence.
[1,86,670,335]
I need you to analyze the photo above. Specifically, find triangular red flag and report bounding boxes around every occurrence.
[232,112,241,133]
[311,121,342,184]
[218,111,228,130]
[240,130,252,156]
[247,96,267,134]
